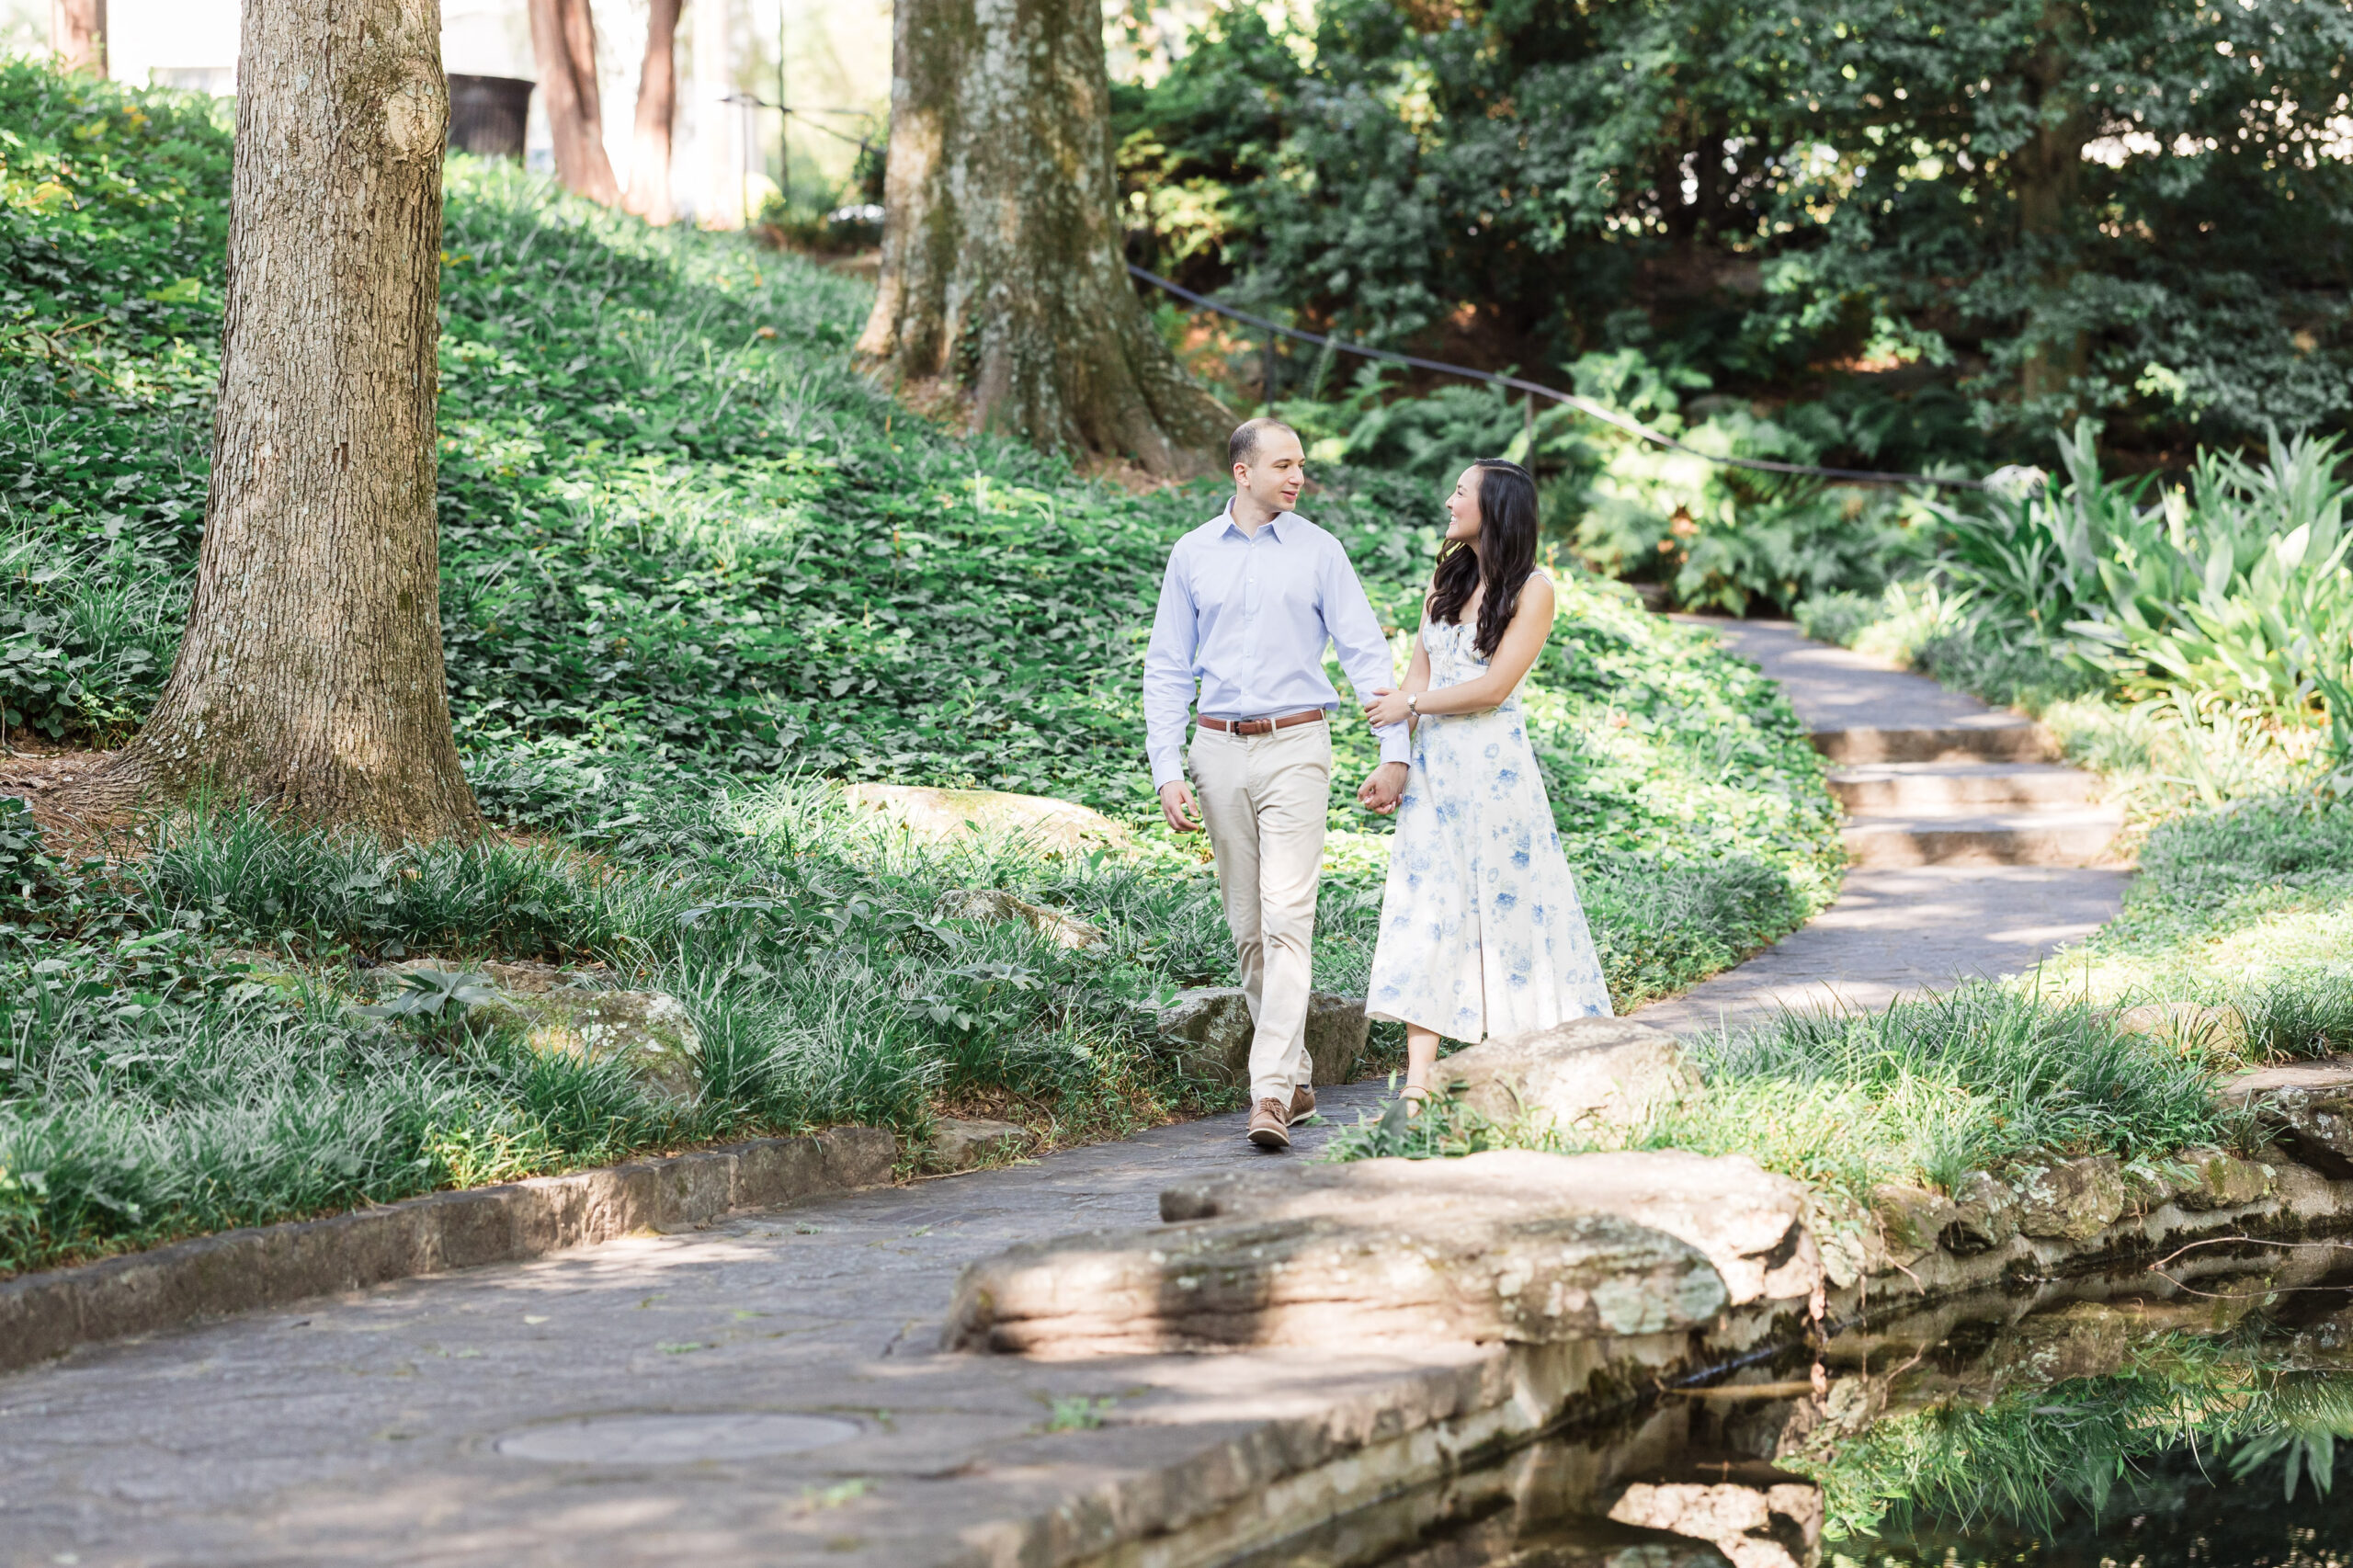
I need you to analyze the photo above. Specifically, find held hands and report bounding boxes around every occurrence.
[1363,687,1415,729]
[1357,761,1408,816]
[1158,780,1204,833]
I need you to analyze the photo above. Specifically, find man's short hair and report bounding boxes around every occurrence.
[1229,416,1299,471]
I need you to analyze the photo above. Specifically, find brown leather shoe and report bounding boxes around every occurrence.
[1247,1096,1292,1150]
[1289,1085,1316,1124]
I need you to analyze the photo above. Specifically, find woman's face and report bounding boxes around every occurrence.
[1445,467,1483,544]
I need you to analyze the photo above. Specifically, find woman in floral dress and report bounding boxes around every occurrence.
[1358,458,1613,1108]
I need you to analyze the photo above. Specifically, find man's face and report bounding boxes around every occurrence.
[1233,428,1307,513]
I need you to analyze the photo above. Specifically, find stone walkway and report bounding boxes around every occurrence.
[0,620,2139,1566]
[1632,620,2131,1040]
[4,1085,1438,1568]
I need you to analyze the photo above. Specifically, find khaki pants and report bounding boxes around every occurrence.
[1188,722,1330,1107]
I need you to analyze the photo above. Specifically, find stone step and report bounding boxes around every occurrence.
[1842,808,2124,868]
[1830,761,2099,813]
[1813,722,2055,766]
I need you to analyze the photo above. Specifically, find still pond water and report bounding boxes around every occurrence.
[1247,1248,2353,1567]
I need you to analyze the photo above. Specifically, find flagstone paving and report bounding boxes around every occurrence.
[2,1086,1427,1568]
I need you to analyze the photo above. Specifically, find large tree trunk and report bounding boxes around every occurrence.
[857,0,1229,475]
[64,0,481,842]
[621,0,678,223]
[529,0,621,205]
[2016,1,2088,407]
[48,0,104,76]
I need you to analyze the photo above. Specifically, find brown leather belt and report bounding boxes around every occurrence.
[1197,709,1326,737]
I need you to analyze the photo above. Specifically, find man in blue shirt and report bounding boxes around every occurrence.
[1143,418,1410,1150]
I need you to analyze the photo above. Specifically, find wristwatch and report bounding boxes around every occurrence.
[1406,693,1419,715]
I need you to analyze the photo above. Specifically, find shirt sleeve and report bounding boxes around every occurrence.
[1142,539,1200,790]
[1322,538,1410,768]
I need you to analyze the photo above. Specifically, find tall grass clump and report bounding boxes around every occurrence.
[1324,980,2245,1190]
[0,787,1238,1275]
[0,915,685,1276]
[1654,983,2230,1197]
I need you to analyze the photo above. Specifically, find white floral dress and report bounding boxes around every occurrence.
[1367,587,1613,1041]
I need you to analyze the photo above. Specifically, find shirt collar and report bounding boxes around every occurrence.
[1218,500,1291,542]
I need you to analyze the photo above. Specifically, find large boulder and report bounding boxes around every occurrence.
[1867,1185,1961,1272]
[845,784,1131,855]
[1304,994,1372,1085]
[1160,1148,1823,1308]
[924,1117,1034,1174]
[934,888,1102,950]
[478,959,610,994]
[1152,987,1368,1089]
[1437,1017,1699,1135]
[2013,1156,2126,1241]
[1940,1172,2020,1255]
[475,988,701,1102]
[2168,1145,2273,1211]
[2224,1057,2353,1180]
[943,1207,1728,1357]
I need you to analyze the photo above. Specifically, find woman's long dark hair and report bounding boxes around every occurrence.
[1426,459,1540,660]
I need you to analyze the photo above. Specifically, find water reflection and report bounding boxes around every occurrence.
[1845,1445,2353,1566]
[1245,1247,2353,1568]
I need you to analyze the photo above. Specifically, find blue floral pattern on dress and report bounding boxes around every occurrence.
[1366,585,1613,1040]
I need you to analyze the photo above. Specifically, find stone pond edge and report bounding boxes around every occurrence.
[967,1164,2353,1568]
[0,1125,897,1377]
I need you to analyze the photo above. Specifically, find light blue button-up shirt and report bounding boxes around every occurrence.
[1142,505,1409,790]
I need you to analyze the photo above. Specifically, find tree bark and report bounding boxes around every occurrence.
[622,0,678,223]
[63,0,481,842]
[2016,1,2089,406]
[857,0,1230,475]
[48,0,104,76]
[529,0,621,206]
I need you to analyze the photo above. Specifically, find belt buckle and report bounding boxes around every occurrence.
[1238,717,1272,736]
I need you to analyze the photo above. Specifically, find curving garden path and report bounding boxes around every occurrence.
[0,619,2137,1567]
[1631,619,2131,1040]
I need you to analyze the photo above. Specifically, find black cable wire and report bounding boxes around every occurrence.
[1127,265,1995,493]
[720,95,878,148]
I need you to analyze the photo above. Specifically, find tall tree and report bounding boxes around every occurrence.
[48,0,103,76]
[529,0,621,205]
[622,0,679,223]
[64,0,481,841]
[1120,0,2353,455]
[858,0,1229,475]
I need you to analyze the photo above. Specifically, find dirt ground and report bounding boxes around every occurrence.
[1,744,118,840]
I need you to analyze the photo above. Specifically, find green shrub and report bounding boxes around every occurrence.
[1792,590,1879,647]
[1936,421,2353,732]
